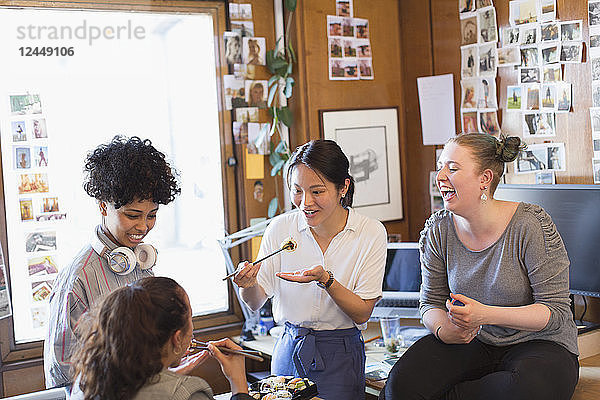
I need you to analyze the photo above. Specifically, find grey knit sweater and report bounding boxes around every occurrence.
[419,202,578,355]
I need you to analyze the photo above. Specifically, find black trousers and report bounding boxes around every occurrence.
[379,334,579,400]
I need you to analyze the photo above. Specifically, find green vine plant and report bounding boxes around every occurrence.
[255,0,297,218]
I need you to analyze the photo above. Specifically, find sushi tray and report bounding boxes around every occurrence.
[248,375,318,399]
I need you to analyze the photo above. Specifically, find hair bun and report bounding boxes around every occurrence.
[495,135,523,163]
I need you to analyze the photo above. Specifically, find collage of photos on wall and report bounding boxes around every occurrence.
[8,92,65,329]
[588,0,600,182]
[327,0,373,80]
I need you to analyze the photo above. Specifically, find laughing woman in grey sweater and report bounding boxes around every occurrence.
[380,133,578,400]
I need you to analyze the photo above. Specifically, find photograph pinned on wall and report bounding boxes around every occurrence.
[461,44,479,78]
[539,0,557,23]
[541,43,560,65]
[356,39,372,58]
[10,93,42,115]
[327,15,343,37]
[461,111,479,133]
[224,31,242,65]
[243,37,266,65]
[0,262,11,320]
[461,16,478,46]
[524,84,540,110]
[354,18,369,39]
[540,22,559,42]
[509,0,538,26]
[247,122,269,155]
[520,45,539,67]
[497,47,521,66]
[593,57,600,82]
[233,121,248,144]
[41,197,59,213]
[329,38,343,58]
[515,144,549,174]
[459,0,476,15]
[593,134,600,158]
[535,170,556,184]
[223,75,247,110]
[461,78,478,109]
[560,21,583,42]
[478,110,500,135]
[590,26,600,51]
[336,0,353,17]
[519,23,538,45]
[20,199,33,221]
[343,39,357,58]
[556,82,572,112]
[229,3,240,19]
[14,146,31,169]
[34,146,48,167]
[501,26,520,46]
[342,59,359,79]
[11,120,27,142]
[475,0,493,8]
[523,112,556,136]
[593,159,600,184]
[543,64,562,82]
[593,82,600,107]
[519,66,540,83]
[477,6,497,43]
[540,83,557,110]
[32,118,47,139]
[235,107,259,123]
[546,143,566,171]
[18,173,49,195]
[245,80,268,108]
[478,43,497,77]
[358,59,374,80]
[28,256,58,276]
[238,3,252,20]
[31,306,47,329]
[342,17,355,37]
[506,85,523,111]
[231,21,254,37]
[591,108,600,134]
[32,280,53,302]
[330,59,346,80]
[25,231,57,252]
[478,77,497,109]
[590,1,600,27]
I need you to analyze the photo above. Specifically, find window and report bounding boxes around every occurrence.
[0,6,235,344]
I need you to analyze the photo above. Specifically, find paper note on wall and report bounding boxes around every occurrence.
[245,148,264,179]
[417,73,456,145]
[251,236,262,261]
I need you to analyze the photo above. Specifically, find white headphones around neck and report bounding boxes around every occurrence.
[91,227,157,275]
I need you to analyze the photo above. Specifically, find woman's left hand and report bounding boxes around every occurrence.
[169,349,210,375]
[276,265,327,284]
[446,293,488,331]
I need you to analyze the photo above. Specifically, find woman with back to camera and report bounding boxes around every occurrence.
[233,139,387,400]
[380,133,579,400]
[70,276,253,400]
[44,136,203,388]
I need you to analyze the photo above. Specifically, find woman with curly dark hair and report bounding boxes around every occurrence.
[44,136,193,388]
[69,277,252,400]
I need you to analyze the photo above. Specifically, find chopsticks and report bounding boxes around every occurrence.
[189,339,264,362]
[222,239,297,281]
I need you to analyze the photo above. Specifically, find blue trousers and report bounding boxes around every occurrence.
[271,322,366,400]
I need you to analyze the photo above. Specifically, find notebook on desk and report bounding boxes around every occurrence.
[370,242,421,320]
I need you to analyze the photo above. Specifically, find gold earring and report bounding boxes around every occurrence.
[480,187,488,202]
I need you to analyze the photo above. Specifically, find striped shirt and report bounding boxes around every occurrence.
[43,226,153,388]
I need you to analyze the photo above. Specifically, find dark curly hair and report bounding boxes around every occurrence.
[71,277,189,400]
[83,136,181,209]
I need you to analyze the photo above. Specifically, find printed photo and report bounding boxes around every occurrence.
[546,144,566,171]
[25,231,57,252]
[11,121,27,142]
[356,39,372,57]
[231,21,254,37]
[342,17,355,37]
[358,59,374,79]
[336,0,353,17]
[501,26,520,46]
[590,1,600,27]
[540,0,557,22]
[477,7,497,43]
[18,173,49,194]
[523,112,555,136]
[594,135,600,158]
[591,33,600,49]
[519,24,537,45]
[239,3,252,20]
[461,111,479,133]
[519,67,540,83]
[235,107,259,123]
[34,146,48,167]
[535,171,555,184]
[329,38,343,58]
[516,145,547,173]
[354,18,369,39]
[506,86,522,111]
[478,43,497,76]
[541,44,560,65]
[35,213,66,222]
[31,306,48,329]
[229,3,240,19]
[540,22,559,41]
[245,80,268,108]
[41,197,59,213]
[28,256,58,276]
[543,64,562,82]
[330,59,345,80]
[560,21,583,41]
[32,280,53,302]
[14,147,31,169]
[461,16,478,46]
[461,45,478,78]
[478,110,500,135]
[32,118,47,139]
[342,59,359,79]
[520,46,539,67]
[590,108,600,133]
[459,0,475,14]
[343,39,357,58]
[243,37,266,65]
[476,0,493,8]
[498,47,521,66]
[20,199,33,221]
[509,0,537,26]
[592,57,600,81]
[224,31,242,64]
[461,79,478,109]
[327,15,343,37]
[556,83,572,112]
[233,121,248,144]
[247,122,270,155]
[541,84,556,110]
[478,77,497,109]
[525,84,540,110]
[593,159,600,184]
[10,94,42,115]
[223,75,247,110]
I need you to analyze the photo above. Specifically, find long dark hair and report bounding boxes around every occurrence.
[71,277,189,400]
[286,140,355,208]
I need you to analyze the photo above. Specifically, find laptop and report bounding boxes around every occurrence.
[370,242,421,320]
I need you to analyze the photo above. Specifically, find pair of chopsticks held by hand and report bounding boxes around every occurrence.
[222,238,298,281]
[188,339,264,362]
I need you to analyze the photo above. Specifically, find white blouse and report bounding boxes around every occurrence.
[255,208,387,331]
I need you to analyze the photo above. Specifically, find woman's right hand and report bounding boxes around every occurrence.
[232,261,261,288]
[208,338,248,395]
[437,321,480,344]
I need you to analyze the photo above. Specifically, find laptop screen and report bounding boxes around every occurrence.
[383,242,421,292]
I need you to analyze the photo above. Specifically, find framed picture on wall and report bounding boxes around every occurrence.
[319,107,403,221]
